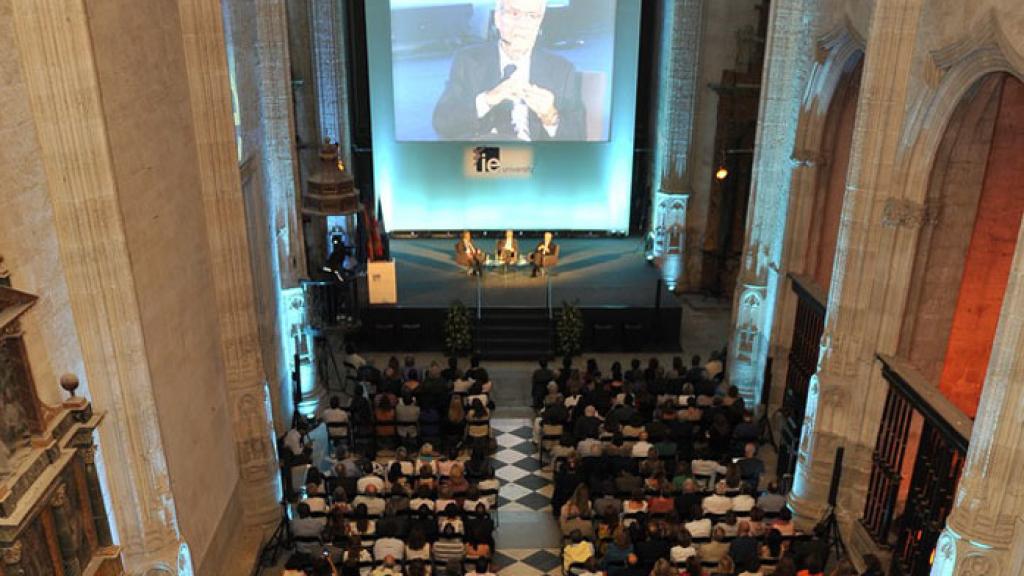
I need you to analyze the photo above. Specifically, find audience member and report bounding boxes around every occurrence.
[703,481,734,515]
[670,529,698,564]
[291,502,325,556]
[729,521,760,572]
[563,529,596,571]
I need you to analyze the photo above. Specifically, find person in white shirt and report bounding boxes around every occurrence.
[353,485,386,516]
[345,343,366,369]
[630,430,653,458]
[356,462,386,494]
[576,435,603,458]
[395,394,420,440]
[684,514,712,539]
[282,420,307,459]
[732,483,757,514]
[322,396,349,424]
[703,481,734,515]
[670,529,698,563]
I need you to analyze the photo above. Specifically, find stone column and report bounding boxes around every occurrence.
[9,1,184,572]
[932,220,1024,575]
[310,0,354,168]
[789,0,926,526]
[727,0,819,405]
[650,0,705,287]
[176,0,281,527]
[258,0,307,289]
[82,446,114,548]
[51,485,83,576]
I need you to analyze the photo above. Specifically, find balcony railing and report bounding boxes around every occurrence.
[861,355,972,576]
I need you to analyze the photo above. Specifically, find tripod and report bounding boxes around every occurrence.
[757,406,777,449]
[757,357,777,450]
[258,500,292,568]
[816,505,846,566]
[313,334,349,398]
[817,446,847,566]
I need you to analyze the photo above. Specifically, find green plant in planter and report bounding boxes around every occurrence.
[555,301,583,358]
[444,300,473,356]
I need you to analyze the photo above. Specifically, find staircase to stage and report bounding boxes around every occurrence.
[477,308,553,361]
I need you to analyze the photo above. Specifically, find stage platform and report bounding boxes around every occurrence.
[357,237,681,358]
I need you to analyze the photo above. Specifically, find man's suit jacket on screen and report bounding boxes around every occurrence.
[432,42,586,141]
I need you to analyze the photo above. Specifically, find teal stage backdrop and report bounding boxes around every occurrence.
[366,0,642,232]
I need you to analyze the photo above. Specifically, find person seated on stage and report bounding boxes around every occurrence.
[495,229,519,265]
[456,230,486,276]
[529,231,558,277]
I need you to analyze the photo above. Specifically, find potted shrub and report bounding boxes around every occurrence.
[444,300,473,356]
[555,301,583,358]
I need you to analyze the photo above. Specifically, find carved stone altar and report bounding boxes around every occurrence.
[0,262,121,576]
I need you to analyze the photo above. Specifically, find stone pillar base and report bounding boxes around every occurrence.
[931,525,1012,576]
[122,541,189,576]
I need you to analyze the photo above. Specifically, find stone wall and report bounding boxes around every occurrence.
[0,0,86,409]
[938,76,1024,418]
[898,75,1001,385]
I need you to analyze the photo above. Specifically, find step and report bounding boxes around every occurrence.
[480,349,553,361]
[481,308,550,320]
[477,324,551,334]
[481,313,552,323]
[479,332,552,340]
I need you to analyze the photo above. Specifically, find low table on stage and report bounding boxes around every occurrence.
[484,252,531,271]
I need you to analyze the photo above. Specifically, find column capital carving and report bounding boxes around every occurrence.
[881,197,933,228]
[81,444,96,464]
[50,483,69,508]
[1,542,22,565]
[791,149,827,168]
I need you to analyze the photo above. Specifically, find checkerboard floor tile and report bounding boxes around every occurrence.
[492,419,553,513]
[495,549,563,575]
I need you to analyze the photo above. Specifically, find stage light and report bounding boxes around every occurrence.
[715,166,729,181]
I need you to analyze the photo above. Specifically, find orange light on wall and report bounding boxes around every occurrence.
[715,166,729,181]
[938,78,1024,418]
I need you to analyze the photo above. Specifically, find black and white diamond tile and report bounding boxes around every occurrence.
[493,419,551,513]
[495,549,563,575]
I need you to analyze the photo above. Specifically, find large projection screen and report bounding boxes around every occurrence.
[366,0,641,232]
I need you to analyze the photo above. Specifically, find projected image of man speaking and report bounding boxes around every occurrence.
[431,0,586,141]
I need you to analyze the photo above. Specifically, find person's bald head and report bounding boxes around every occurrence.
[495,0,547,59]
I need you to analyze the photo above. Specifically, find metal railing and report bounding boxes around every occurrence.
[778,274,827,480]
[861,355,972,576]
